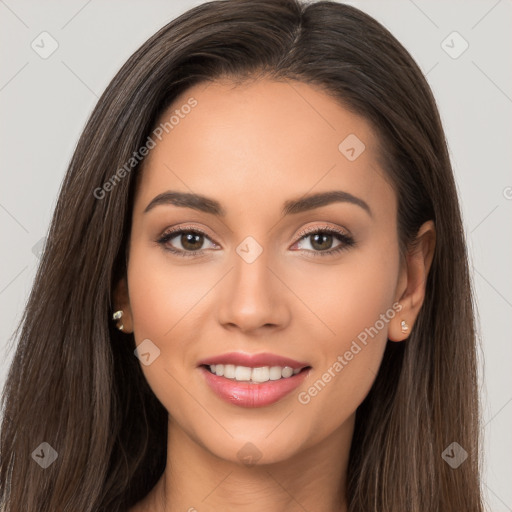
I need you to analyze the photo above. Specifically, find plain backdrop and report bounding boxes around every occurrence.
[1,0,511,510]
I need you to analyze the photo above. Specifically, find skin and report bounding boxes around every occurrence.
[115,78,436,512]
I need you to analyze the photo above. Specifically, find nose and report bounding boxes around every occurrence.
[215,247,291,334]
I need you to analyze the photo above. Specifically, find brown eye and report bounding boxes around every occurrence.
[157,228,218,257]
[294,227,355,257]
[180,232,204,251]
[309,232,335,251]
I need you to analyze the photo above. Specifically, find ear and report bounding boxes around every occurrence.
[112,276,134,334]
[388,220,436,342]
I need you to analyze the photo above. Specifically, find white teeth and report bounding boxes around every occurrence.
[281,366,294,378]
[224,364,236,379]
[235,365,252,381]
[208,364,304,383]
[269,366,282,380]
[252,367,270,383]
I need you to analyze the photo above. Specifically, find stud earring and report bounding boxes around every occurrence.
[113,310,124,332]
[401,320,409,334]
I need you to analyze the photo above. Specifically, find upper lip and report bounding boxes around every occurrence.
[197,352,311,370]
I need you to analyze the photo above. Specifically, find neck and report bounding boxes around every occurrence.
[142,415,353,512]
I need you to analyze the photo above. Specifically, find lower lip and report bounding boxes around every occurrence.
[199,366,311,408]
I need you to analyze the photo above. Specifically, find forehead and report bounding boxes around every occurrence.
[135,78,394,217]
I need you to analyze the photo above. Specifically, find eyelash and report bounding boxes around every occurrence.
[156,224,356,258]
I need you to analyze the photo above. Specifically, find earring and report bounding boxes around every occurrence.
[401,320,409,333]
[113,310,124,332]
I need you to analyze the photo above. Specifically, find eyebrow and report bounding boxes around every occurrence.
[144,190,372,218]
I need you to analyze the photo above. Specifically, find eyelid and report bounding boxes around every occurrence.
[294,223,350,240]
[159,223,218,242]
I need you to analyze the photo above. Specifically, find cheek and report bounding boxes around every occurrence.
[291,236,399,345]
[292,237,399,424]
[126,247,203,414]
[127,244,207,342]
[126,243,231,400]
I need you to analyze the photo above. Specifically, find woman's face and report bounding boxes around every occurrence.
[121,78,411,465]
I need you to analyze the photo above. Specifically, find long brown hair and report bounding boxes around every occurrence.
[0,1,483,510]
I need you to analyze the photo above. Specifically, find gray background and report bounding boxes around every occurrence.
[1,0,511,509]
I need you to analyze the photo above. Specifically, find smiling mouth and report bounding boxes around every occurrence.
[201,364,312,384]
